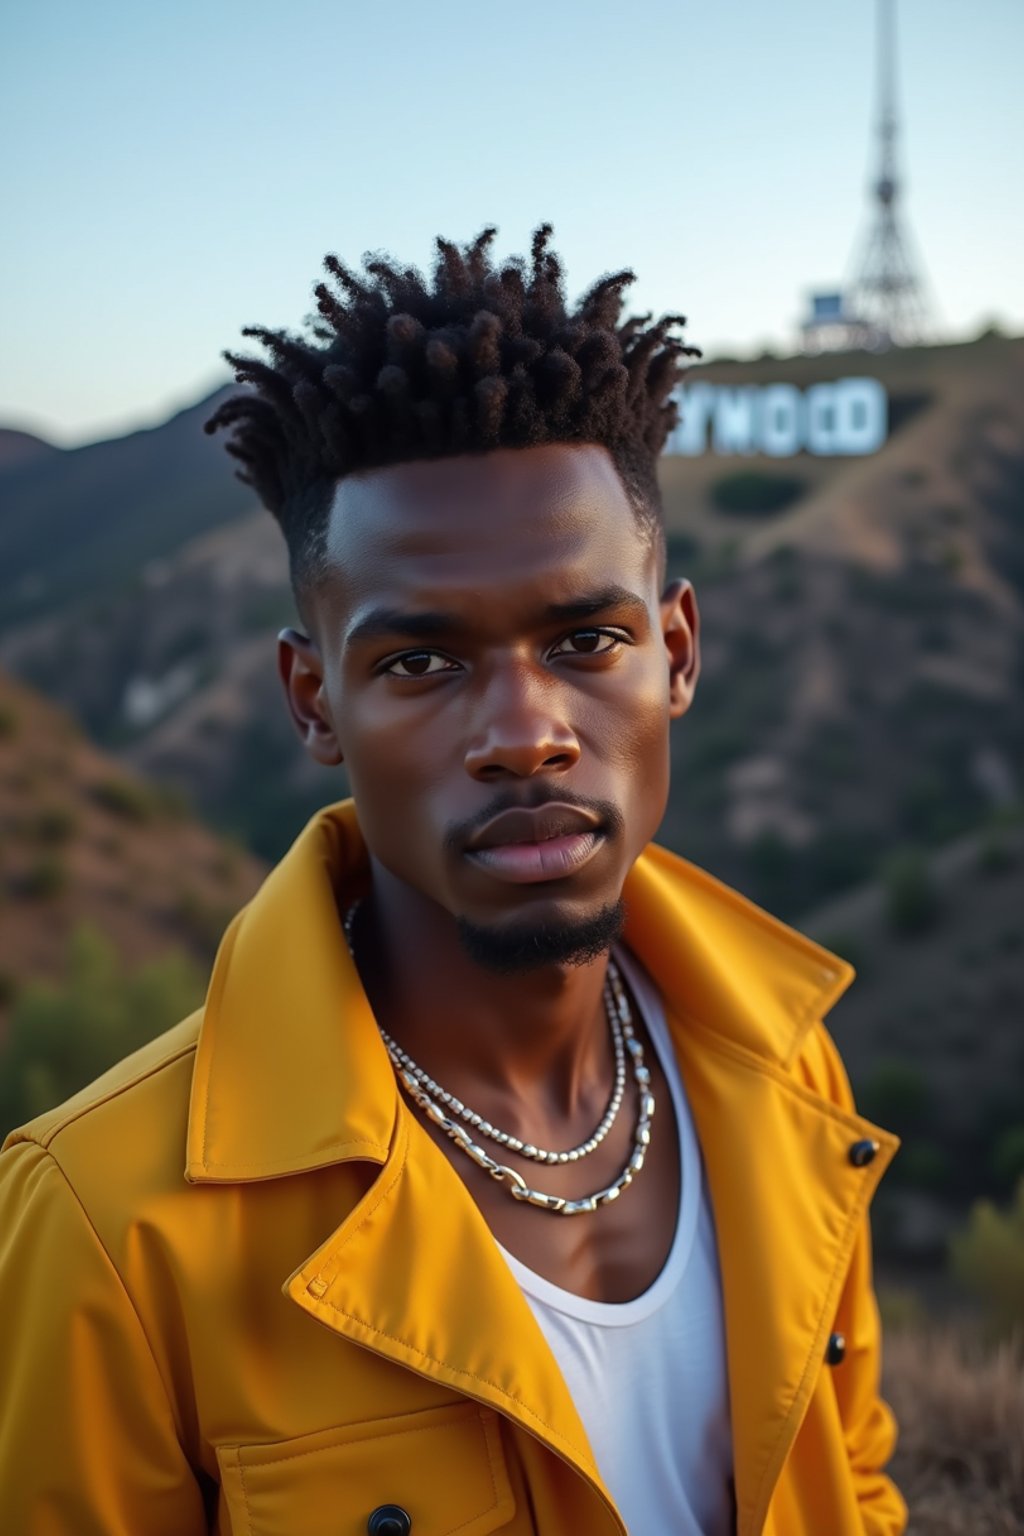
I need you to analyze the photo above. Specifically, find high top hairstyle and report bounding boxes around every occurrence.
[204,225,700,609]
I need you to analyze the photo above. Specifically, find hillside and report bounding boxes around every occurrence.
[658,333,1024,912]
[0,334,1020,893]
[0,385,253,630]
[0,670,267,1022]
[799,822,1024,1262]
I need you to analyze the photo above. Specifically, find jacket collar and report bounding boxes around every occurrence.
[186,799,896,1536]
[186,798,853,1182]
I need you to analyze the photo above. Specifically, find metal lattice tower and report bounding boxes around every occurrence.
[846,0,933,347]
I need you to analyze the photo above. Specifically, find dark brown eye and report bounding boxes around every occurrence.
[383,651,455,678]
[551,629,619,657]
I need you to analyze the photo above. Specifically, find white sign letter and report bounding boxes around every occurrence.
[834,378,887,454]
[758,384,803,456]
[712,388,757,455]
[805,383,838,455]
[670,383,716,455]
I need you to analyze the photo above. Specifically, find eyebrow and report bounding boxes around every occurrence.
[344,585,648,648]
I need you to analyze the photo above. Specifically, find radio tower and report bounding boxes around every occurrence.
[846,0,933,347]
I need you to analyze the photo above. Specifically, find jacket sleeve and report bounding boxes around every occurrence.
[0,1136,209,1535]
[811,1022,909,1536]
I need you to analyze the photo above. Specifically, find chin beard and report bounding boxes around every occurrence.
[454,899,627,975]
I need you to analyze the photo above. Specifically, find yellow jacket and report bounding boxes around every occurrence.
[0,799,906,1536]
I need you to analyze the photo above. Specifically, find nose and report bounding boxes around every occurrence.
[463,661,581,781]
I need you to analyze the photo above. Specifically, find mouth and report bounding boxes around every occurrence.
[464,804,605,885]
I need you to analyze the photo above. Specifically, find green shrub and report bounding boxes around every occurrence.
[92,774,191,824]
[174,888,236,960]
[29,805,77,845]
[898,774,948,842]
[152,782,191,820]
[665,532,700,566]
[162,624,208,665]
[818,932,867,975]
[882,848,941,936]
[0,703,18,739]
[746,830,794,907]
[876,1284,925,1331]
[710,471,806,516]
[0,925,203,1133]
[898,1139,952,1193]
[978,823,1018,876]
[20,853,69,899]
[949,1178,1024,1333]
[991,1126,1024,1189]
[860,1059,930,1133]
[806,829,875,897]
[0,970,18,1008]
[685,722,747,774]
[92,776,158,824]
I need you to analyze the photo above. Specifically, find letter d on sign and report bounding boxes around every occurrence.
[834,378,887,454]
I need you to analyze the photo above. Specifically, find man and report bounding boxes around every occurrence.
[0,227,905,1534]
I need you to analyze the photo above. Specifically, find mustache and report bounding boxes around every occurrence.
[444,789,624,856]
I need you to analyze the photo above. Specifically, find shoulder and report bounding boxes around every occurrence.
[1,1011,202,1189]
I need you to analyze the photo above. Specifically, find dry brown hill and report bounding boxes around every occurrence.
[800,822,1024,1263]
[0,335,1020,897]
[0,670,267,1024]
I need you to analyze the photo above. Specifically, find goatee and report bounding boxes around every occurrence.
[455,899,627,975]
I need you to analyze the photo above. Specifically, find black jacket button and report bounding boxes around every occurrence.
[848,1138,879,1167]
[826,1331,847,1366]
[367,1507,411,1536]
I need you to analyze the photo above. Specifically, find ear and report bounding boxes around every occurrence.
[277,627,344,766]
[659,579,700,720]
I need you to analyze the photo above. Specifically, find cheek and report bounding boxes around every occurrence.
[608,659,673,831]
[333,690,455,844]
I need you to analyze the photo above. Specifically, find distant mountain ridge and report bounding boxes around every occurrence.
[0,428,60,474]
[0,335,1020,908]
[0,384,253,629]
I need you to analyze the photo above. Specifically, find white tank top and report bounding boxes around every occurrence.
[497,945,735,1536]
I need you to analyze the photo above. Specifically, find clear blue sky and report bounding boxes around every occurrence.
[2,0,1021,447]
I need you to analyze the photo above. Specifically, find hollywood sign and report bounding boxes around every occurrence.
[665,377,888,457]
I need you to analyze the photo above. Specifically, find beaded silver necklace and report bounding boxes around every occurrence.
[342,900,655,1215]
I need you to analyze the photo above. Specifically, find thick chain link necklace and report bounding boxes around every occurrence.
[342,900,655,1215]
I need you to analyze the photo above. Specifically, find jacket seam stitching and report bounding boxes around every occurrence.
[643,843,852,1010]
[312,1292,595,1471]
[748,1162,876,1530]
[668,1005,890,1133]
[305,1112,598,1470]
[197,1139,390,1174]
[199,914,241,1171]
[34,1144,192,1453]
[308,1111,411,1289]
[236,1412,502,1534]
[232,1406,478,1463]
[17,1041,198,1148]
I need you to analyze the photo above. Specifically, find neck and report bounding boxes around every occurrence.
[349,859,615,1134]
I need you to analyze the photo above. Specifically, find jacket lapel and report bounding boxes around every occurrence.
[670,1013,896,1536]
[283,1103,628,1536]
[186,800,897,1536]
[622,847,898,1536]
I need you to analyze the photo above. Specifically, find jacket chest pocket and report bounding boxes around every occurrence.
[216,1399,517,1536]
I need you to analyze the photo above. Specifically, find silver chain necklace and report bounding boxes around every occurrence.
[342,900,655,1215]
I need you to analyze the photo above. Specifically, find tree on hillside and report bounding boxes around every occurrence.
[0,925,203,1136]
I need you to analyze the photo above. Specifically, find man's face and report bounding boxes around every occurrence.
[281,442,699,964]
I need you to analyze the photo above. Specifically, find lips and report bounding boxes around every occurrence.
[466,804,602,852]
[464,803,605,885]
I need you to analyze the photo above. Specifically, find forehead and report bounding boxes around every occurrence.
[318,443,653,628]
